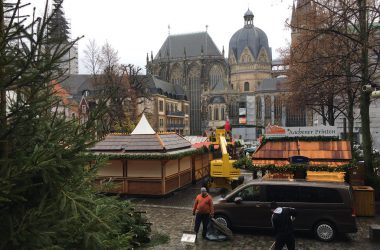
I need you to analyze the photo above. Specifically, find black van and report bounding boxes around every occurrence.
[213,179,357,241]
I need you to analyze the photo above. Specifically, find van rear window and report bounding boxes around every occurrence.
[266,185,343,203]
[299,187,343,203]
[266,185,299,202]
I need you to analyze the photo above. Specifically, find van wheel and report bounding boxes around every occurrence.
[214,215,231,229]
[314,221,336,242]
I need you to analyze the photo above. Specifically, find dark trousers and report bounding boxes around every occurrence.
[274,233,295,250]
[194,213,210,238]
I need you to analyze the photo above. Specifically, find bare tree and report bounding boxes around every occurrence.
[82,41,151,134]
[287,0,380,173]
[83,39,101,75]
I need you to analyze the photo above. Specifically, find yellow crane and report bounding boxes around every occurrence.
[206,129,243,190]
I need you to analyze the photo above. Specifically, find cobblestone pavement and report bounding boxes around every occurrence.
[132,173,380,249]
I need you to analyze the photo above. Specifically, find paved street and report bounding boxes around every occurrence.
[133,174,380,249]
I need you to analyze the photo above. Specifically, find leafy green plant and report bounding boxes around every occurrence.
[234,157,355,174]
[143,231,170,248]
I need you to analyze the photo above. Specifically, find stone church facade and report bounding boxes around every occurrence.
[147,9,310,136]
[147,32,239,135]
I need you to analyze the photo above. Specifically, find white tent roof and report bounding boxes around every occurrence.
[131,114,156,135]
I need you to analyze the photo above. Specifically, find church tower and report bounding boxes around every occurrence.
[290,0,316,41]
[229,9,272,94]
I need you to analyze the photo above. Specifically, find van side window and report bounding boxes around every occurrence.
[299,187,343,203]
[235,185,261,201]
[266,185,299,202]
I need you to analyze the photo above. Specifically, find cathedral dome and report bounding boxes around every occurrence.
[229,9,271,62]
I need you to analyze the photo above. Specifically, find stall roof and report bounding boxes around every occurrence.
[91,114,191,153]
[252,140,352,166]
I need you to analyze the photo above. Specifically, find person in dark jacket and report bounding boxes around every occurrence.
[192,187,214,238]
[270,201,297,250]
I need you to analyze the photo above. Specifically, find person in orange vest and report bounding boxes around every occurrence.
[192,187,214,239]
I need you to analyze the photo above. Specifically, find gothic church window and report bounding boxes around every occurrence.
[265,96,271,124]
[171,64,183,86]
[265,96,271,120]
[274,96,282,124]
[286,106,306,127]
[256,97,262,120]
[189,64,201,134]
[209,65,224,91]
[159,67,167,80]
[214,107,219,121]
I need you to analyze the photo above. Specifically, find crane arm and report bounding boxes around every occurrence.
[219,136,230,163]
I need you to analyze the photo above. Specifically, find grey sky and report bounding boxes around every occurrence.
[31,0,294,73]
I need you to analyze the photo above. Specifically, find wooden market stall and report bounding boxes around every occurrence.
[91,114,209,196]
[252,139,352,181]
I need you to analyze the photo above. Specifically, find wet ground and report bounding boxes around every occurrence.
[131,171,380,249]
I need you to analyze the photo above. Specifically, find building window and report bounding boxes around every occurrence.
[256,97,262,120]
[244,82,250,92]
[209,107,213,120]
[209,65,224,91]
[214,107,219,121]
[221,107,225,121]
[81,104,87,114]
[159,118,164,128]
[265,96,271,120]
[159,100,164,112]
[274,96,282,124]
[286,105,306,127]
[171,104,174,112]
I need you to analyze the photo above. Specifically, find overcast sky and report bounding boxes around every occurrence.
[31,0,294,73]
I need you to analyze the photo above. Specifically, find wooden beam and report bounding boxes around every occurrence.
[178,158,181,188]
[124,159,128,193]
[161,160,166,195]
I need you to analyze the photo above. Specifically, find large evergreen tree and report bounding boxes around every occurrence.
[48,0,70,43]
[0,1,150,248]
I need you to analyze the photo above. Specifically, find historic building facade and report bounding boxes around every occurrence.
[147,9,310,137]
[138,75,191,135]
[147,32,239,135]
